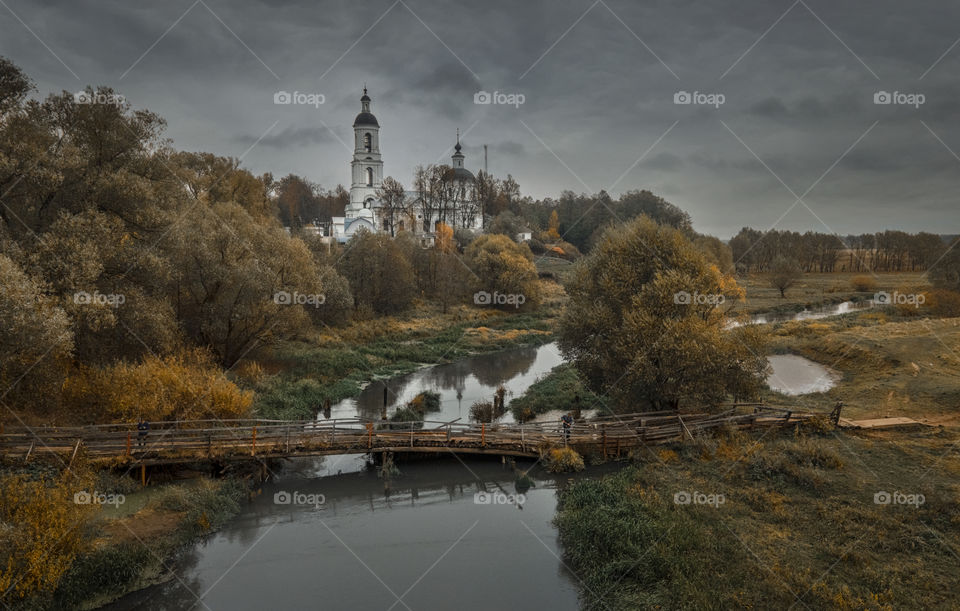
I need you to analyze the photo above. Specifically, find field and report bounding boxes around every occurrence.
[556,424,960,610]
[733,271,928,314]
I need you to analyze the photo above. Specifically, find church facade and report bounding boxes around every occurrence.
[330,88,482,242]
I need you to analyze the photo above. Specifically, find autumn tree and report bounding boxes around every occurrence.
[769,256,802,298]
[464,233,540,309]
[557,216,766,412]
[375,176,407,236]
[338,228,416,314]
[928,237,960,293]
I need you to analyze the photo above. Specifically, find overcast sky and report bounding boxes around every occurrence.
[2,0,959,238]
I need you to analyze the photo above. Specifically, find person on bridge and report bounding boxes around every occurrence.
[561,413,573,443]
[137,418,150,449]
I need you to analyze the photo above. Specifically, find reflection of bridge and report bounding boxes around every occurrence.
[0,406,814,467]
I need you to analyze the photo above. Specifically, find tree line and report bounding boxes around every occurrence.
[730,228,948,273]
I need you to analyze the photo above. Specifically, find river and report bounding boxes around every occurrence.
[102,343,580,610]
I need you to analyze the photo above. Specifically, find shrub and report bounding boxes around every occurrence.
[850,275,877,291]
[924,289,960,317]
[546,446,585,473]
[62,348,253,423]
[469,399,506,423]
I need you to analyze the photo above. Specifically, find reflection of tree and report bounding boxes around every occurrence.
[422,359,470,395]
[471,347,538,387]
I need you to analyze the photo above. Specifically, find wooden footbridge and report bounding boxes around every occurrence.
[0,405,817,467]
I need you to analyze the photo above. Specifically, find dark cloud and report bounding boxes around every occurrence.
[2,0,959,237]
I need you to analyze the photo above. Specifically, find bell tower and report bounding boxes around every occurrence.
[348,87,383,216]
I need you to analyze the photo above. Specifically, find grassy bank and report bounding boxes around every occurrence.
[248,281,566,420]
[9,470,250,610]
[556,424,960,609]
[508,363,600,422]
[763,309,960,422]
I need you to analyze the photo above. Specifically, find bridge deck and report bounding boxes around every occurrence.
[0,406,814,466]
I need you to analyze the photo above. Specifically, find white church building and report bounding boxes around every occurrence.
[330,88,482,242]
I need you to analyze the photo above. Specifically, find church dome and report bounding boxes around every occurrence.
[353,111,379,127]
[444,166,475,182]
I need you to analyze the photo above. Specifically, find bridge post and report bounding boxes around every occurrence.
[481,423,486,448]
[367,422,373,449]
[601,425,606,456]
[125,433,131,457]
[251,426,257,457]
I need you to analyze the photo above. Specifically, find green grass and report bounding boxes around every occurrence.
[555,425,960,609]
[509,363,601,422]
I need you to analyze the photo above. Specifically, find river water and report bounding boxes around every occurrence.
[104,456,581,610]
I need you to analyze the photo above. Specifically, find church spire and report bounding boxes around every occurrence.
[452,129,464,168]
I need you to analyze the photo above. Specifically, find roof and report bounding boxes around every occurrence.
[443,166,476,182]
[353,112,379,127]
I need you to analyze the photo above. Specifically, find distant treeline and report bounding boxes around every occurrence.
[730,228,949,273]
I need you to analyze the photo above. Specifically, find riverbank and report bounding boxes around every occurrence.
[555,423,960,609]
[247,280,566,420]
[3,466,254,610]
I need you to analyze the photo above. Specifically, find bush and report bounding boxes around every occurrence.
[469,399,505,423]
[924,288,960,317]
[546,446,585,473]
[62,348,253,423]
[850,275,877,291]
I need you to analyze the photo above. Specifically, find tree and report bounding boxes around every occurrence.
[928,238,960,292]
[546,210,561,241]
[375,176,407,236]
[0,254,73,413]
[557,216,766,412]
[769,256,802,298]
[339,228,416,314]
[464,233,540,309]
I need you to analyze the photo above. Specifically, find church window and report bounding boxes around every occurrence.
[366,167,373,186]
[363,133,372,152]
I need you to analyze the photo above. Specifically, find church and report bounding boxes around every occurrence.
[330,88,483,243]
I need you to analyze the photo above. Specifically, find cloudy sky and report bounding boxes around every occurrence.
[2,0,959,237]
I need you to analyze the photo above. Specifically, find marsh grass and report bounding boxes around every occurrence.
[555,425,960,609]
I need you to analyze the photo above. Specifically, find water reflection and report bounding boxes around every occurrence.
[325,343,562,423]
[103,457,581,611]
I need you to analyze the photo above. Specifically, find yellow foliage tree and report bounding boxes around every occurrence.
[546,210,561,241]
[0,472,96,600]
[63,348,253,423]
